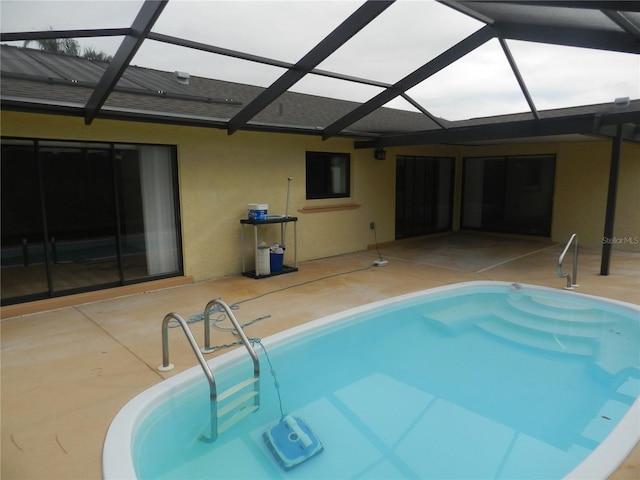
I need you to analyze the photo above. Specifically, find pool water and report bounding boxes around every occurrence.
[127,283,639,479]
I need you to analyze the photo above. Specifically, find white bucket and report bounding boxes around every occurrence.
[256,247,270,275]
[248,203,268,221]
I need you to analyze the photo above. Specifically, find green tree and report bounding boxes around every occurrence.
[82,46,112,62]
[24,28,112,62]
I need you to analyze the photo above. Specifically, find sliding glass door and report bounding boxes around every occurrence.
[396,156,454,239]
[461,155,556,236]
[1,138,182,305]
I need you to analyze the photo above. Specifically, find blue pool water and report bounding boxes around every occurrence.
[113,283,640,479]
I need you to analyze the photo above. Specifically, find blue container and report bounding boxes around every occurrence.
[248,203,268,221]
[270,252,284,272]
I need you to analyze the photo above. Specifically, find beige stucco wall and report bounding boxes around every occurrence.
[2,111,638,284]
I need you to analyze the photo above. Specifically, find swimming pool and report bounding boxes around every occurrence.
[103,281,639,479]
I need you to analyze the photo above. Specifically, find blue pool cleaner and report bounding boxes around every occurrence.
[256,340,323,470]
[263,414,324,470]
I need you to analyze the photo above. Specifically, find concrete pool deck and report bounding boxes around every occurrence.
[1,233,639,479]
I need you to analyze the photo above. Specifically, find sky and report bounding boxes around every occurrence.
[1,0,639,121]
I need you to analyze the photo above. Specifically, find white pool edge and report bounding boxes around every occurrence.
[103,281,640,480]
[565,396,639,480]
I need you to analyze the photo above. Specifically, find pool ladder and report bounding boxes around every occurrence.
[159,298,260,442]
[557,233,579,290]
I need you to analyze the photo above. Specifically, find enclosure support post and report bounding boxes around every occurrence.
[600,125,623,276]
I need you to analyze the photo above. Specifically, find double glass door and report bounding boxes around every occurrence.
[1,139,182,305]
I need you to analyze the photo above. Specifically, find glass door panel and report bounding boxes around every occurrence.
[504,155,555,236]
[115,144,181,281]
[1,140,49,301]
[39,144,120,293]
[395,156,454,239]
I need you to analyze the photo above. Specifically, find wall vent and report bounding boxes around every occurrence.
[174,71,190,85]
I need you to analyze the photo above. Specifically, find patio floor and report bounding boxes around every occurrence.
[1,233,638,479]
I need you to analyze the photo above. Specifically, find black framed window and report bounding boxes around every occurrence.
[305,151,350,199]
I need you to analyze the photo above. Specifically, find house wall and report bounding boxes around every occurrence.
[2,111,638,285]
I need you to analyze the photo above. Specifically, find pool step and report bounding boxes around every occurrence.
[593,337,640,377]
[477,297,611,355]
[477,318,596,356]
[425,296,636,373]
[491,303,608,339]
[423,304,492,335]
[507,295,607,324]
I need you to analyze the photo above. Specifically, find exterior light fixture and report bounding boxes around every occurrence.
[374,147,386,160]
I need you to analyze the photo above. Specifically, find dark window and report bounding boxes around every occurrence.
[305,152,350,199]
[461,154,556,236]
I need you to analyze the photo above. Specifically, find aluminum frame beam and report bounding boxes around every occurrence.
[226,0,394,135]
[439,1,640,53]
[355,110,640,148]
[322,25,495,140]
[493,23,639,54]
[497,1,640,13]
[147,30,442,129]
[1,28,131,43]
[84,0,167,124]
[498,38,539,120]
[602,10,640,42]
[146,31,392,89]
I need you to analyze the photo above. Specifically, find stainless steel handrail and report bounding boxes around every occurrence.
[557,233,579,290]
[158,300,261,443]
[159,312,219,440]
[202,298,260,378]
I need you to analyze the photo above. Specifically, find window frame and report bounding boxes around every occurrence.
[305,151,351,200]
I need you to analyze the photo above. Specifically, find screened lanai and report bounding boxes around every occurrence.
[1,0,639,142]
[1,5,640,477]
